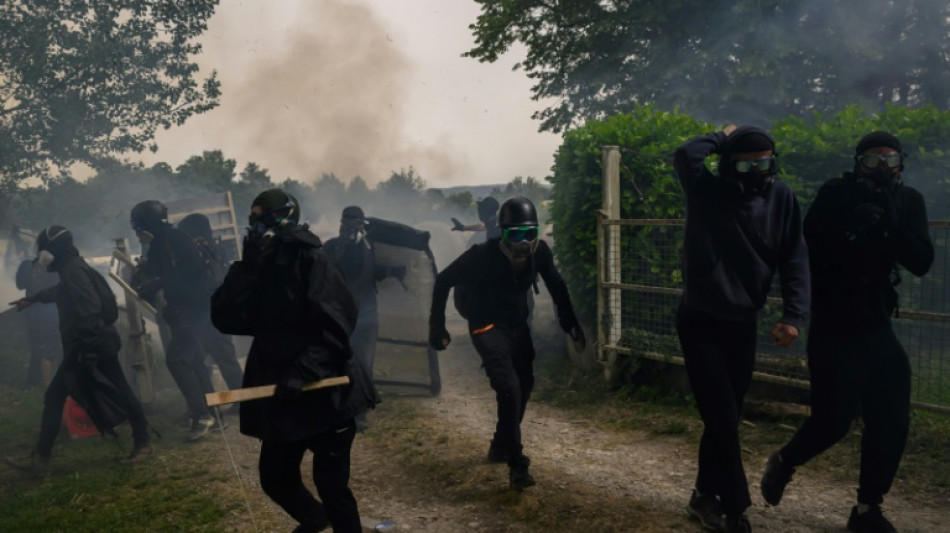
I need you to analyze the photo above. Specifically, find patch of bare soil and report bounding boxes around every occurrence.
[211,313,949,532]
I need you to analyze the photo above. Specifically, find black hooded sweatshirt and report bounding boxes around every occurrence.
[673,131,810,326]
[211,225,379,441]
[805,174,933,332]
[31,254,121,358]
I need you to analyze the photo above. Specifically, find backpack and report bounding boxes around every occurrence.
[87,267,119,325]
[192,235,228,288]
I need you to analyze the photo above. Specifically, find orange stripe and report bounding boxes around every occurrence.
[471,323,495,335]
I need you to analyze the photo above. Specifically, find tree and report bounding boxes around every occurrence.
[239,162,273,189]
[465,1,950,132]
[504,176,549,205]
[377,167,426,197]
[0,0,221,188]
[176,150,236,191]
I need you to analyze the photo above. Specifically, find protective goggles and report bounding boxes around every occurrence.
[130,219,147,232]
[856,153,902,169]
[502,225,539,243]
[733,157,775,173]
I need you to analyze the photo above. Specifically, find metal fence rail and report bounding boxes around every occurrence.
[597,217,950,412]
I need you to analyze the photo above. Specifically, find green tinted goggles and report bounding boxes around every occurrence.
[502,225,539,243]
[856,153,902,169]
[733,157,775,173]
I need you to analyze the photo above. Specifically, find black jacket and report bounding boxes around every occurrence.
[805,175,933,331]
[321,237,390,311]
[140,225,209,310]
[211,226,379,441]
[32,255,121,358]
[674,131,810,326]
[430,238,578,330]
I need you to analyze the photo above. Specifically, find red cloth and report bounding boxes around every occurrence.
[63,396,100,439]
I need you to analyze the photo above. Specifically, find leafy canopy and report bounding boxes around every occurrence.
[466,0,950,132]
[0,0,221,187]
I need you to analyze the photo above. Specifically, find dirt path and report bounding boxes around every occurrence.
[215,316,949,532]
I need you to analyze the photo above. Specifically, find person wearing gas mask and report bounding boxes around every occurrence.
[5,227,152,471]
[211,189,379,533]
[761,132,932,533]
[320,206,406,431]
[673,125,810,533]
[129,200,220,441]
[176,213,244,393]
[428,196,585,490]
[449,196,502,241]
[11,226,61,387]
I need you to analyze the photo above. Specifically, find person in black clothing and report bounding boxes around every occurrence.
[428,196,585,490]
[13,236,61,387]
[5,226,152,471]
[320,206,405,430]
[130,200,220,441]
[176,213,244,393]
[450,196,502,241]
[674,125,810,533]
[761,131,933,533]
[212,189,379,533]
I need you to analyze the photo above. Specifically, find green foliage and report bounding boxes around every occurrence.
[549,106,712,321]
[0,0,221,187]
[444,190,475,213]
[549,104,950,327]
[466,1,950,133]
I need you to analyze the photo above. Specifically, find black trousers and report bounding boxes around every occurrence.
[165,307,216,419]
[780,322,911,506]
[37,356,150,456]
[258,419,361,533]
[470,323,535,468]
[676,305,757,517]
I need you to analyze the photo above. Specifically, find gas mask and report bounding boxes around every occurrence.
[499,225,540,261]
[723,157,776,199]
[35,250,55,272]
[854,152,903,193]
[340,221,367,245]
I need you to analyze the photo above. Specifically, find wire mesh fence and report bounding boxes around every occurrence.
[598,218,950,410]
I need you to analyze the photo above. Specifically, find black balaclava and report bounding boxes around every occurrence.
[249,189,300,235]
[339,206,367,274]
[477,197,501,239]
[718,126,777,199]
[178,213,214,242]
[853,131,903,192]
[36,226,79,272]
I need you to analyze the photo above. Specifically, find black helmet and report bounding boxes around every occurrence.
[477,197,500,224]
[497,196,538,228]
[36,226,73,254]
[131,200,168,233]
[178,213,214,242]
[250,188,300,231]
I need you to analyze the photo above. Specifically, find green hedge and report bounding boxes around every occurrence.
[549,104,950,323]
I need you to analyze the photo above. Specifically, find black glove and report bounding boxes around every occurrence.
[429,323,451,351]
[275,375,305,401]
[390,265,407,280]
[241,233,277,271]
[845,203,884,241]
[450,218,465,231]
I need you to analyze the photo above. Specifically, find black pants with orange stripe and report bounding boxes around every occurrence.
[470,323,535,468]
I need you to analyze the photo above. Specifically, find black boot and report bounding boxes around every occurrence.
[508,455,535,490]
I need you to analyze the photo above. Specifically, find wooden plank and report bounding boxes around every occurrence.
[205,376,351,406]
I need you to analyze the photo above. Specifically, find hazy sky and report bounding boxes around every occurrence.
[138,0,561,189]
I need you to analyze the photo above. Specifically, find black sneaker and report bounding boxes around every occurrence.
[761,451,795,506]
[686,490,725,531]
[724,514,751,533]
[847,505,897,533]
[509,456,535,490]
[487,441,508,463]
